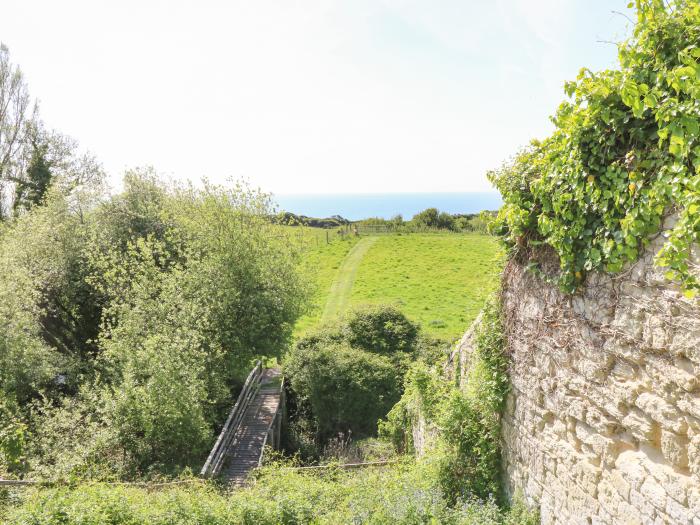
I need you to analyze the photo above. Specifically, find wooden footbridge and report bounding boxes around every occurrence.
[200,361,285,485]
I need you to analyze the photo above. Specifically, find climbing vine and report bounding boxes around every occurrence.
[489,0,700,295]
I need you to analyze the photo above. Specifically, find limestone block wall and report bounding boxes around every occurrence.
[500,233,700,525]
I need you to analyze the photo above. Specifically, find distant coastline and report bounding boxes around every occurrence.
[273,192,502,221]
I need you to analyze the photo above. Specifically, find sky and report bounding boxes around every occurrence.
[0,1,635,195]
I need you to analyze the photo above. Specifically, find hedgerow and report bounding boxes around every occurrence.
[489,0,700,295]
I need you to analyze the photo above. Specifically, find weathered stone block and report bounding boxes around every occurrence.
[616,451,648,491]
[666,497,695,525]
[660,430,689,469]
[622,407,658,442]
[609,469,631,501]
[640,472,667,512]
[636,392,686,434]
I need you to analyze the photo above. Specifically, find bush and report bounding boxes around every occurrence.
[411,207,456,230]
[285,306,423,445]
[285,342,402,441]
[344,304,419,356]
[0,172,309,479]
[4,461,538,524]
[380,295,509,503]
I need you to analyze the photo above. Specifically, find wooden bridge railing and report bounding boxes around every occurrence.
[200,360,263,477]
[258,378,286,467]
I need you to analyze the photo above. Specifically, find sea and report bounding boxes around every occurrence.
[272,192,502,221]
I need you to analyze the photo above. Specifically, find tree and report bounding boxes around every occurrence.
[411,208,455,230]
[411,207,439,228]
[0,44,34,219]
[13,139,51,213]
[11,122,104,216]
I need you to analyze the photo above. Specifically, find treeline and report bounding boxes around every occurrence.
[273,211,350,229]
[0,43,309,481]
[357,208,495,233]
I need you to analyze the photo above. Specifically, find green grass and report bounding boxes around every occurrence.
[295,230,501,341]
[3,459,537,524]
[349,234,500,340]
[321,236,378,322]
[292,233,360,337]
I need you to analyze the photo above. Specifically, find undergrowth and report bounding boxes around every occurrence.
[3,460,536,525]
[380,295,512,506]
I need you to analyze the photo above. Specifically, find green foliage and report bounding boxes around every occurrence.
[0,396,27,475]
[13,142,52,214]
[0,171,309,479]
[274,211,350,228]
[285,344,401,442]
[381,295,509,503]
[285,306,424,445]
[411,207,456,230]
[344,304,419,355]
[5,461,537,524]
[0,191,81,408]
[489,0,700,295]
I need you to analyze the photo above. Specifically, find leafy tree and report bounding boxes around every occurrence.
[411,207,439,228]
[13,141,51,213]
[0,44,33,219]
[411,208,456,230]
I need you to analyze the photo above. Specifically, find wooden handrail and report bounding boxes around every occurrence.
[258,377,285,467]
[200,360,263,477]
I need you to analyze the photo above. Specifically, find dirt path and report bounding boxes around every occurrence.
[321,236,378,322]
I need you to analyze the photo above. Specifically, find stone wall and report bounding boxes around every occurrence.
[498,232,700,524]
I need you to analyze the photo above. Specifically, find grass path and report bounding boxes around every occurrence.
[321,236,378,322]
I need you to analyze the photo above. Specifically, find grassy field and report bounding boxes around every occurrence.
[349,234,501,340]
[321,236,378,322]
[293,233,360,336]
[294,230,501,341]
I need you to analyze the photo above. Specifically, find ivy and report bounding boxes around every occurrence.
[489,0,700,296]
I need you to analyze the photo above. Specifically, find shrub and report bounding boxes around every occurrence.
[344,304,419,356]
[4,462,538,524]
[285,342,402,441]
[380,295,509,503]
[0,396,27,476]
[285,306,422,445]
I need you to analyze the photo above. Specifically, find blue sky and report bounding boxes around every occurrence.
[0,1,634,194]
